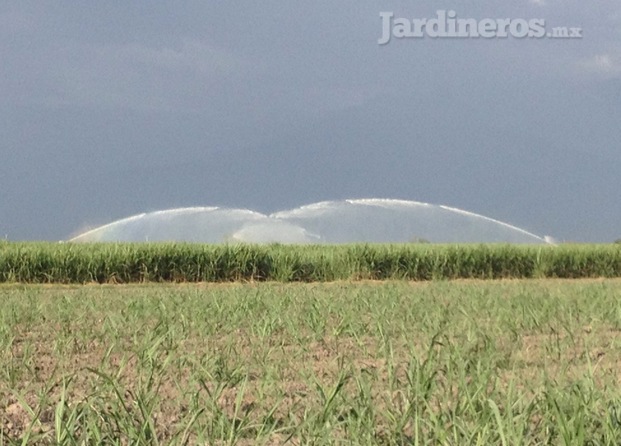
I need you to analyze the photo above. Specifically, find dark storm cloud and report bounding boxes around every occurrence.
[0,0,619,241]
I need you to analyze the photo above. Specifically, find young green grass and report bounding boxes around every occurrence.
[1,280,621,444]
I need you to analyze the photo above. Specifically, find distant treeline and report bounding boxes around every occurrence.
[1,242,621,283]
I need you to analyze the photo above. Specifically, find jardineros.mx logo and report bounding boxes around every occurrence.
[379,10,583,45]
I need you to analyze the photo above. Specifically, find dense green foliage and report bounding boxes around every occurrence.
[1,242,621,283]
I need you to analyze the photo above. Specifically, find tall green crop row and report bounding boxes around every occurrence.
[0,242,620,283]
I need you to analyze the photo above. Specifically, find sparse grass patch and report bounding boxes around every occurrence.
[1,280,621,443]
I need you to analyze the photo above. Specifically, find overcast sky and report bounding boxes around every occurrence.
[1,1,619,242]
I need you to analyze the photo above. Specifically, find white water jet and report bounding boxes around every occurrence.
[69,199,551,244]
[71,207,267,243]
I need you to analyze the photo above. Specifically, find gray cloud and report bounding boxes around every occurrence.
[1,1,620,242]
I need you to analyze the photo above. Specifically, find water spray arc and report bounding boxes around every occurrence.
[70,199,551,244]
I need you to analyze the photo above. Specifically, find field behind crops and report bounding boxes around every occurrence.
[2,242,621,283]
[2,280,621,444]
